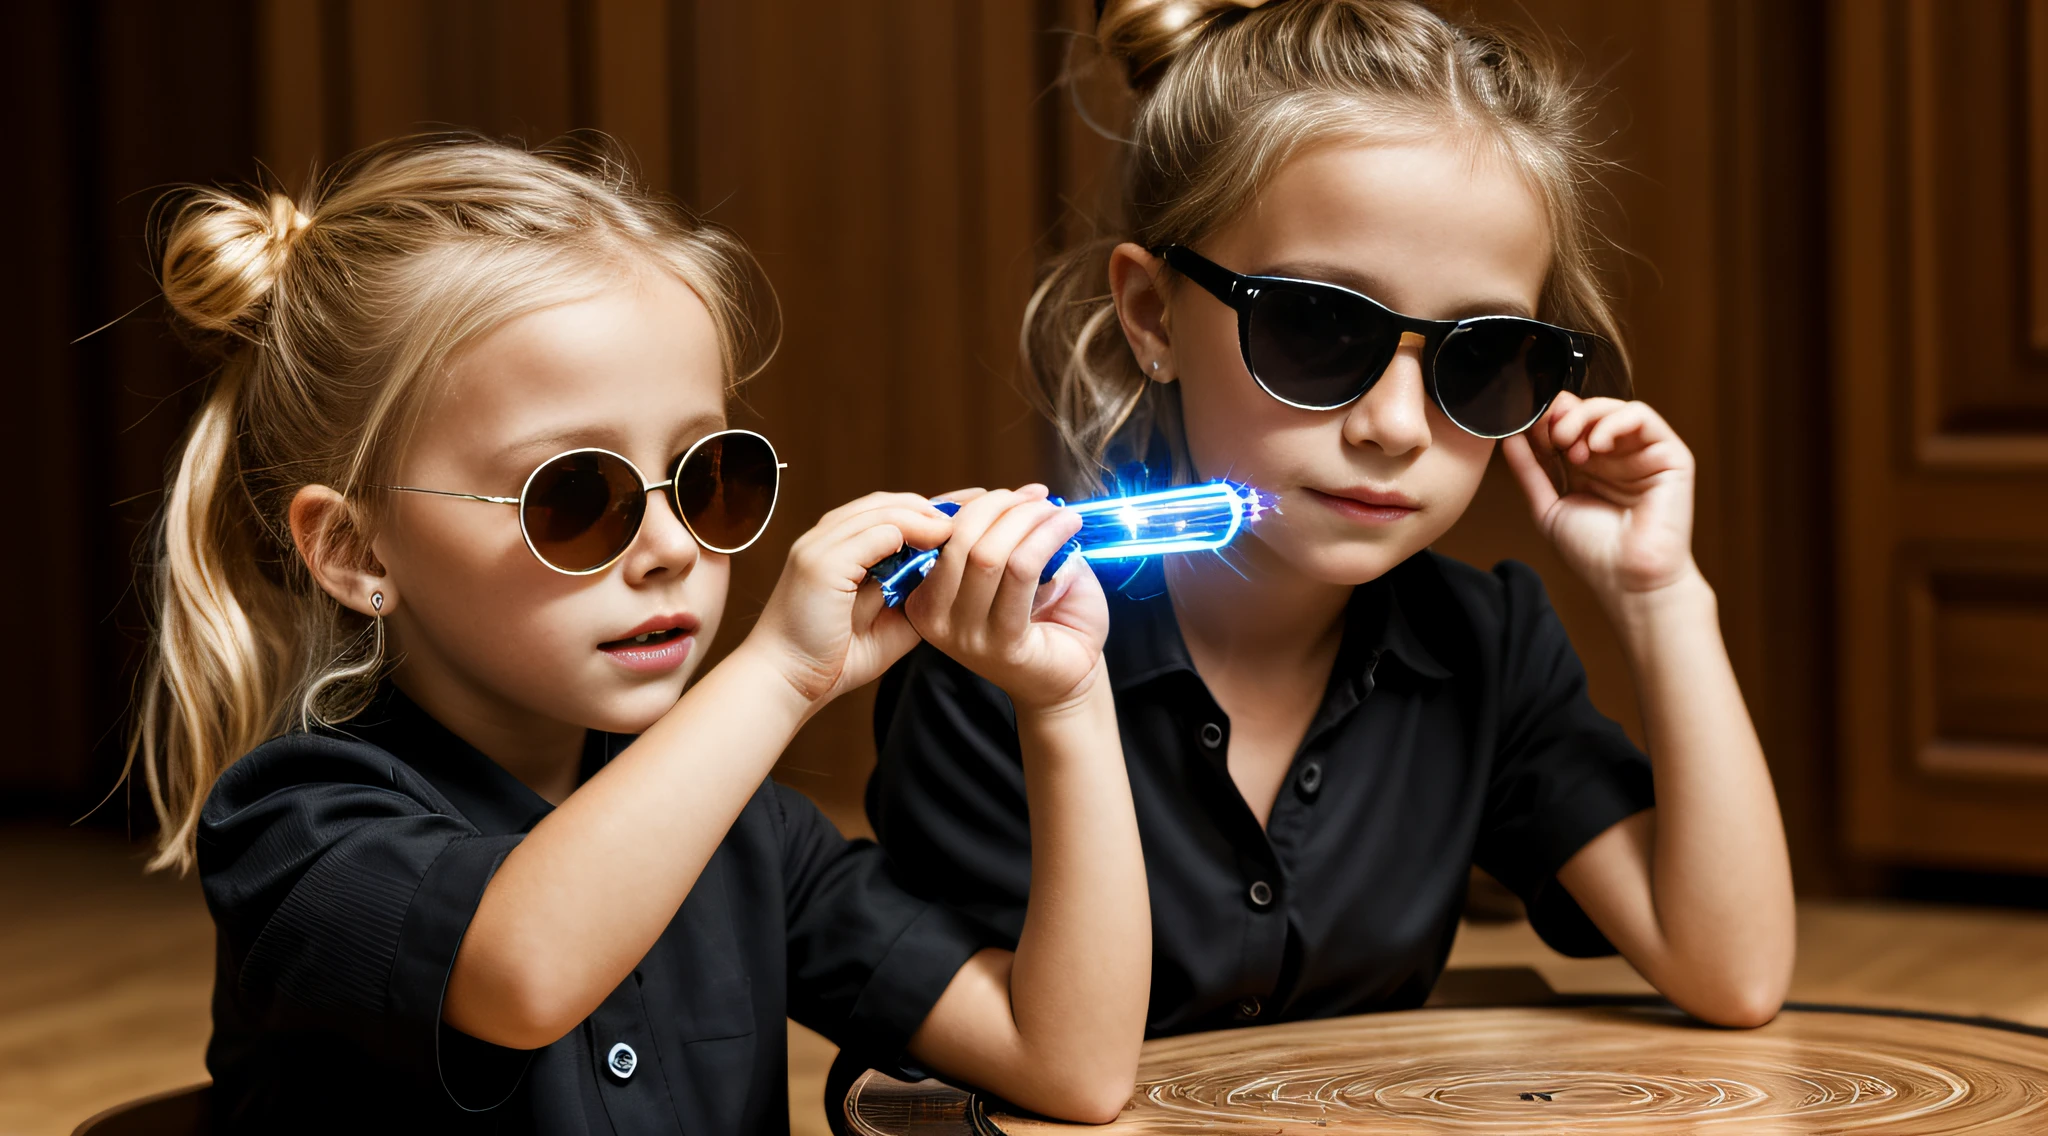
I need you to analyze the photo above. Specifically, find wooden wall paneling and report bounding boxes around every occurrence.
[588,0,672,193]
[1834,0,2048,874]
[2030,0,2048,353]
[0,2,92,805]
[74,3,262,811]
[257,0,327,192]
[689,1,1057,824]
[1834,0,1893,867]
[1905,0,2048,465]
[1734,0,1840,893]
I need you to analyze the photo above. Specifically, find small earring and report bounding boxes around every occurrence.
[1150,360,1161,372]
[370,592,384,613]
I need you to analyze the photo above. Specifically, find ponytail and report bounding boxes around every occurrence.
[131,366,300,871]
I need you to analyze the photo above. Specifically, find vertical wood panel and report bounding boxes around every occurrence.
[2029,0,2048,353]
[0,2,91,803]
[1834,0,2048,872]
[590,0,670,191]
[682,2,1058,821]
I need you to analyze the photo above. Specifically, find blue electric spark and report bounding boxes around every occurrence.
[875,479,1270,607]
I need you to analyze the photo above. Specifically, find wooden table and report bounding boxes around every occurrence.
[844,970,2048,1134]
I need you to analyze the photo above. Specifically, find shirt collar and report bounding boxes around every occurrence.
[336,685,623,837]
[1104,554,1452,694]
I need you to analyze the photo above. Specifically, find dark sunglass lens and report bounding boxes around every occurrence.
[1434,320,1576,437]
[1246,283,1398,409]
[522,451,644,572]
[673,432,779,553]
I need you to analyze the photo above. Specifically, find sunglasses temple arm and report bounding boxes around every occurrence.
[381,485,519,506]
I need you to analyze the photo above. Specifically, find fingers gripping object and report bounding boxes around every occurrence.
[872,480,1271,608]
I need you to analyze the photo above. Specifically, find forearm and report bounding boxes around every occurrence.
[447,640,812,1046]
[1600,572,1794,1021]
[910,667,1150,1121]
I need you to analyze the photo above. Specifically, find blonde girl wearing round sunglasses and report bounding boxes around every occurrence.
[132,134,1147,1130]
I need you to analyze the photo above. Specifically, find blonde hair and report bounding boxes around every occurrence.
[1025,0,1627,475]
[133,134,778,872]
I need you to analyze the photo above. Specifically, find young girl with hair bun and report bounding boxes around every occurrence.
[866,0,1795,1049]
[135,133,1148,1131]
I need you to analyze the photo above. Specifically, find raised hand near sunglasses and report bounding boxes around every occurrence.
[903,485,1107,712]
[1501,392,1700,608]
[746,492,957,709]
[1501,394,1795,1029]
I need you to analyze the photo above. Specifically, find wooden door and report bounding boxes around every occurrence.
[1834,0,2048,871]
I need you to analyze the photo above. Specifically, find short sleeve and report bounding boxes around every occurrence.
[199,734,531,1108]
[1471,560,1655,957]
[774,781,996,1071]
[865,644,1032,943]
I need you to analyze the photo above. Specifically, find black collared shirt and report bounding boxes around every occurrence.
[866,552,1653,1037]
[199,688,991,1134]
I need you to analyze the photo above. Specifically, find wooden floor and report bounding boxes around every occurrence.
[7,822,2048,1136]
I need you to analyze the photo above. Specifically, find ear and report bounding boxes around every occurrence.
[1108,242,1178,384]
[289,484,391,618]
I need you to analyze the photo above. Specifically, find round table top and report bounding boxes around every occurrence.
[846,1002,2048,1134]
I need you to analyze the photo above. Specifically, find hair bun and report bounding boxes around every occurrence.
[1098,0,1272,84]
[160,189,313,338]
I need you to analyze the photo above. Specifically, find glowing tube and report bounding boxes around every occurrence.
[875,479,1267,608]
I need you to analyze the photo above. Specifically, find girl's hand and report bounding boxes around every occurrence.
[747,492,956,707]
[905,485,1108,713]
[1502,393,1699,602]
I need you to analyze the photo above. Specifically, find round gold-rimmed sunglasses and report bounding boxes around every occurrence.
[381,428,786,575]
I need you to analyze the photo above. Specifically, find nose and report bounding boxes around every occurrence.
[1342,331,1433,457]
[619,485,703,583]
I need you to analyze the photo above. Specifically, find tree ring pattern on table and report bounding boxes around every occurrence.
[981,1005,2048,1134]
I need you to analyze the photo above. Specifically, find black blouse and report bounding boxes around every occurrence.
[866,551,1654,1038]
[199,688,992,1134]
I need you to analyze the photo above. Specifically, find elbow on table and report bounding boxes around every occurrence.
[1041,1077,1136,1126]
[1007,1059,1137,1126]
[1682,975,1787,1030]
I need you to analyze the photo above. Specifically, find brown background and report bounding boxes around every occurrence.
[4,0,2043,901]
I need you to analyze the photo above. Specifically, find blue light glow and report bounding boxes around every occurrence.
[874,480,1270,607]
[1066,479,1265,561]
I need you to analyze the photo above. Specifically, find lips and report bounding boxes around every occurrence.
[599,613,701,673]
[1306,486,1420,524]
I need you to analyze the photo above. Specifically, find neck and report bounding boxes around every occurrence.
[391,657,586,806]
[1164,534,1354,667]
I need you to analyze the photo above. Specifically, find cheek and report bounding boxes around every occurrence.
[1429,408,1498,503]
[1173,308,1302,481]
[384,509,590,662]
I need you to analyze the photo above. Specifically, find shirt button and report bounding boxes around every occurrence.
[1198,722,1225,749]
[1297,761,1323,798]
[1247,880,1274,908]
[606,1041,638,1080]
[1238,996,1262,1019]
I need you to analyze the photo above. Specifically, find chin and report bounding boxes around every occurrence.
[577,676,691,735]
[1261,522,1424,587]
[1302,547,1415,587]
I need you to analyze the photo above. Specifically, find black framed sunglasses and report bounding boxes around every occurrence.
[1158,245,1593,438]
[382,428,785,575]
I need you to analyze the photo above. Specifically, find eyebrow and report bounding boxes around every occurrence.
[502,412,730,461]
[1256,260,1538,321]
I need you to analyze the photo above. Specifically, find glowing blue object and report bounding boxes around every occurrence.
[875,479,1267,607]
